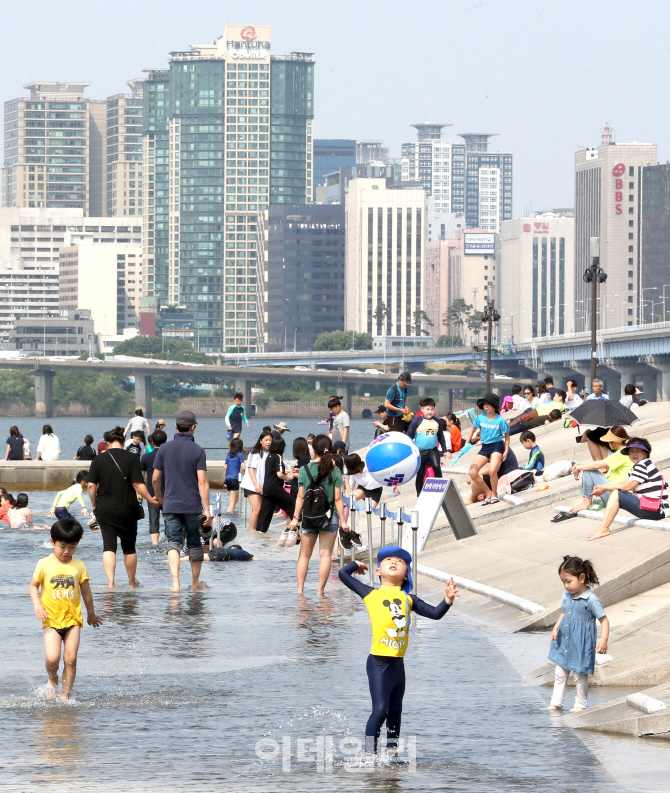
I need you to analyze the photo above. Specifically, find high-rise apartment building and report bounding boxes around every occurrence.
[106,80,145,217]
[498,214,575,343]
[357,141,389,166]
[313,139,355,199]
[461,134,513,232]
[401,124,464,213]
[574,131,656,330]
[2,82,107,214]
[401,126,513,232]
[141,25,314,352]
[344,178,425,337]
[261,203,345,351]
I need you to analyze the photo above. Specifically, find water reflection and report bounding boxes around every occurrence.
[32,708,83,784]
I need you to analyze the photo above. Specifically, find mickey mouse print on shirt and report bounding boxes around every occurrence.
[383,598,407,639]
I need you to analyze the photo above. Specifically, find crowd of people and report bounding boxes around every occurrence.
[14,371,667,763]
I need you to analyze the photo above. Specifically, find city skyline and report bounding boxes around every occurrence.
[2,0,669,217]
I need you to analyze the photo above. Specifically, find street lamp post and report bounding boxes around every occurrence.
[641,286,658,325]
[482,285,501,393]
[583,238,607,386]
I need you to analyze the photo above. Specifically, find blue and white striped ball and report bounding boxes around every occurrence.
[365,431,421,487]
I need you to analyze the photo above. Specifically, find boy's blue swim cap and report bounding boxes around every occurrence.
[377,545,412,593]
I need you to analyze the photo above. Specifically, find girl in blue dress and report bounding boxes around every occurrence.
[547,556,609,711]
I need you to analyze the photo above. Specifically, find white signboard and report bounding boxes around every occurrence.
[464,232,495,255]
[401,477,476,553]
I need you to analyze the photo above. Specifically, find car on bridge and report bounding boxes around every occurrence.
[87,356,103,363]
[365,368,383,375]
[294,365,311,371]
[411,371,427,377]
[346,368,363,373]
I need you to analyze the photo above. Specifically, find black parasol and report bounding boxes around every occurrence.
[568,399,639,428]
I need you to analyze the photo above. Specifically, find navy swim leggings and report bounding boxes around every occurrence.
[365,654,405,753]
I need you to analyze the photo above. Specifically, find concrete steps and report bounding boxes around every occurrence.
[567,683,670,736]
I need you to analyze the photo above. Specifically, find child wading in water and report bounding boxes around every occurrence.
[547,555,609,712]
[464,393,510,505]
[29,519,103,700]
[339,546,457,764]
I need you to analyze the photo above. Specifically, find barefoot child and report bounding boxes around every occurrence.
[223,437,245,514]
[464,393,509,505]
[339,546,457,763]
[29,519,103,700]
[547,555,608,712]
[48,471,90,521]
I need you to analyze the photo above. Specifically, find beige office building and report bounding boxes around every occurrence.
[575,133,656,330]
[345,178,426,336]
[106,80,145,217]
[59,232,143,336]
[2,82,107,215]
[498,214,575,343]
[424,238,456,335]
[448,228,497,343]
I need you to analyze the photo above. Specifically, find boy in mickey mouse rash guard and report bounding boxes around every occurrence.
[339,545,457,765]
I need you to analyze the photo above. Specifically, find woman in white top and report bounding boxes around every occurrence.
[564,379,583,411]
[240,430,272,531]
[124,408,151,439]
[523,385,539,408]
[36,424,61,461]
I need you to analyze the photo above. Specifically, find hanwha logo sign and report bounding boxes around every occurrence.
[612,163,625,176]
[241,26,256,41]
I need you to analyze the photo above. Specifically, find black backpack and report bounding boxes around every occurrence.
[302,466,332,530]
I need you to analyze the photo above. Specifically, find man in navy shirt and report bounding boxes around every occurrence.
[152,410,211,592]
[384,372,412,433]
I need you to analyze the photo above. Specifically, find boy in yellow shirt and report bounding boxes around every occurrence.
[29,519,103,700]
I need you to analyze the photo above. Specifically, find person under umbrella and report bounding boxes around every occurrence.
[571,399,638,462]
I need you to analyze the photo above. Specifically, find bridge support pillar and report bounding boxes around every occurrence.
[614,364,638,401]
[418,386,426,397]
[344,384,353,418]
[235,378,253,413]
[34,370,54,419]
[134,374,153,418]
[437,388,453,416]
[659,366,670,402]
[641,369,658,402]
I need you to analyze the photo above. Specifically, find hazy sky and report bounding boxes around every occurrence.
[3,0,669,214]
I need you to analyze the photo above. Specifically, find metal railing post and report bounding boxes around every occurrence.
[411,510,419,597]
[350,507,357,562]
[396,514,404,547]
[379,502,386,548]
[365,498,374,586]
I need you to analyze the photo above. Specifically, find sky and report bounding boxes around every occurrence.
[2,0,669,214]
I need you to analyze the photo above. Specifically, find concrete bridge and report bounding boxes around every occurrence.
[0,358,487,418]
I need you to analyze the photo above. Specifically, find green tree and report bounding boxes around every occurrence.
[466,310,485,342]
[0,371,34,403]
[53,372,132,415]
[413,309,434,337]
[443,298,472,339]
[313,330,373,351]
[113,335,210,364]
[372,302,389,336]
[436,334,464,347]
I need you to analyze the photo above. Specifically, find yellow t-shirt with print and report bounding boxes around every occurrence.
[32,555,89,629]
[362,585,413,657]
[606,449,635,483]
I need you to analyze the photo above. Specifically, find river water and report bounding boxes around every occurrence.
[0,416,379,462]
[0,418,662,792]
[0,485,645,793]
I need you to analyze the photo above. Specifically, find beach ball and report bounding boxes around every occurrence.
[365,432,421,487]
